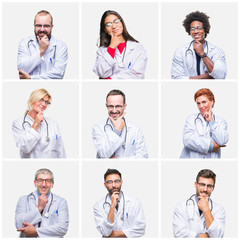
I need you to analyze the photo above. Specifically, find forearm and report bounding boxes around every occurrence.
[189,73,213,79]
[202,57,214,73]
[109,230,126,238]
[199,233,210,238]
[107,206,115,223]
[204,209,214,229]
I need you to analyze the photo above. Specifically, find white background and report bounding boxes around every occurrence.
[161,161,238,238]
[161,2,238,79]
[2,161,79,237]
[3,82,79,158]
[0,0,239,240]
[81,2,159,79]
[81,81,159,158]
[82,161,159,237]
[2,2,79,79]
[161,81,238,158]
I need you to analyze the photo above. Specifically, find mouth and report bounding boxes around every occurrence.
[110,112,120,119]
[200,191,208,197]
[192,34,202,40]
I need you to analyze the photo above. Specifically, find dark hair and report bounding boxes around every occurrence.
[196,169,216,186]
[99,10,138,47]
[34,10,53,25]
[104,169,122,181]
[106,89,126,104]
[183,11,210,37]
[194,88,215,107]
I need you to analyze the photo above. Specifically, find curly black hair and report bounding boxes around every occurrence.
[183,11,210,37]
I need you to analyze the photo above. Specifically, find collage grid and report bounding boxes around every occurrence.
[0,0,239,239]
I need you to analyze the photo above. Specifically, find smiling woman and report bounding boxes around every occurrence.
[12,89,66,158]
[93,10,147,79]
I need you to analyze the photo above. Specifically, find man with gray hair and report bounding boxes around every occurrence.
[17,10,68,79]
[15,168,69,237]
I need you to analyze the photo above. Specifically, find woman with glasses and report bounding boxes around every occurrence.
[12,88,66,158]
[93,10,147,79]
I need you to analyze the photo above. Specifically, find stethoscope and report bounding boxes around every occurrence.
[186,194,213,220]
[194,113,215,136]
[27,192,54,218]
[185,40,209,69]
[104,117,127,149]
[116,42,127,68]
[27,39,56,60]
[103,191,125,221]
[22,111,50,142]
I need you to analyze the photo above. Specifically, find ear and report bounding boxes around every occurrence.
[104,182,107,188]
[51,181,54,188]
[51,25,54,30]
[121,180,123,187]
[123,104,127,111]
[34,180,37,188]
[194,181,197,188]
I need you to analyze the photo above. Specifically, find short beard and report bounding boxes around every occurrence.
[107,186,121,196]
[35,30,51,40]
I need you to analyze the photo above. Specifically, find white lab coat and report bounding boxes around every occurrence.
[17,35,68,79]
[94,193,146,238]
[180,113,228,158]
[92,119,148,158]
[12,114,66,158]
[171,41,227,79]
[15,190,69,238]
[173,195,225,238]
[93,41,147,79]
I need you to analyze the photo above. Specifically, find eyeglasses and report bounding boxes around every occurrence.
[105,19,121,28]
[105,179,121,185]
[39,98,51,105]
[106,105,123,110]
[197,182,214,189]
[190,26,204,31]
[35,24,52,29]
[36,178,52,184]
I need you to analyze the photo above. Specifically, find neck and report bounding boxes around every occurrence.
[28,110,37,119]
[200,38,205,45]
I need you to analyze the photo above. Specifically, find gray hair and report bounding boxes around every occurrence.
[35,168,54,181]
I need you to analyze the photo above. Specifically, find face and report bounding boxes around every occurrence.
[34,14,53,40]
[34,173,54,195]
[104,14,123,37]
[106,95,126,121]
[31,95,49,114]
[190,20,205,43]
[196,95,213,116]
[104,174,123,195]
[195,177,214,198]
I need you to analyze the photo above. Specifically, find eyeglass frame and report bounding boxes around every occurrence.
[105,179,122,185]
[39,98,51,105]
[35,24,52,29]
[197,182,214,189]
[105,18,121,28]
[106,104,124,111]
[190,26,204,31]
[36,178,53,184]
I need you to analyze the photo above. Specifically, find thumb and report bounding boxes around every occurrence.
[37,36,40,42]
[23,222,30,226]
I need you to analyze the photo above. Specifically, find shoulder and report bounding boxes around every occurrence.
[51,36,67,47]
[13,116,24,126]
[215,115,227,123]
[93,196,105,209]
[186,113,198,121]
[53,193,67,204]
[174,199,186,211]
[174,43,189,53]
[125,194,141,204]
[207,41,223,52]
[126,121,141,130]
[19,36,33,44]
[212,200,225,213]
[127,41,145,50]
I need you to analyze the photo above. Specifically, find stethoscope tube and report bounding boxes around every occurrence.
[103,191,125,221]
[194,113,215,136]
[22,111,50,142]
[27,192,54,218]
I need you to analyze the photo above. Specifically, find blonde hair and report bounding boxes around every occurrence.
[25,89,52,115]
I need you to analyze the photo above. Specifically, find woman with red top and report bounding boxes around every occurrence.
[93,10,147,79]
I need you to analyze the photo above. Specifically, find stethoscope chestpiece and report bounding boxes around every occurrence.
[44,212,49,218]
[45,136,50,142]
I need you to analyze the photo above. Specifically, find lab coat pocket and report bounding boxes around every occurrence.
[49,209,59,225]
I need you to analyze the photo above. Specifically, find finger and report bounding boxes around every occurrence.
[119,111,126,119]
[17,228,25,231]
[22,222,29,226]
[108,115,114,122]
[37,36,40,42]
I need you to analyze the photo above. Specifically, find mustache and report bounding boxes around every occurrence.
[37,31,48,35]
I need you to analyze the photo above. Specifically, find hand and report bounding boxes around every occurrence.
[197,196,210,213]
[37,194,48,212]
[109,32,124,49]
[109,112,126,132]
[37,35,50,56]
[199,233,210,238]
[18,69,30,79]
[108,231,127,238]
[213,141,226,152]
[17,222,38,237]
[32,111,44,130]
[203,110,213,122]
[193,40,204,56]
[111,192,120,207]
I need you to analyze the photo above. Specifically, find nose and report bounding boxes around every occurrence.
[41,180,46,186]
